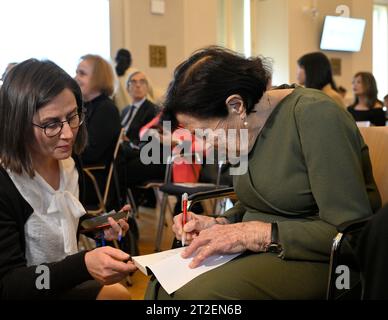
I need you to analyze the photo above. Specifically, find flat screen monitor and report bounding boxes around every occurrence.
[320,15,366,52]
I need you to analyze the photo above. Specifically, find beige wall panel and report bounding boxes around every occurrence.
[253,0,289,85]
[183,0,218,57]
[253,0,373,98]
[110,0,375,103]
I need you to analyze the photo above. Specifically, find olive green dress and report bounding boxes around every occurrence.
[145,87,381,300]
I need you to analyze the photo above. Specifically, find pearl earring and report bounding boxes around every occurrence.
[242,115,248,127]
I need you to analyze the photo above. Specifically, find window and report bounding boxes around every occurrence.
[0,0,110,80]
[373,4,388,100]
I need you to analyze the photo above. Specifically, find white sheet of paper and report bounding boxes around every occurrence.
[132,248,184,275]
[147,247,241,294]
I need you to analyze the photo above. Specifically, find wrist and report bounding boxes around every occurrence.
[213,217,229,225]
[241,221,271,252]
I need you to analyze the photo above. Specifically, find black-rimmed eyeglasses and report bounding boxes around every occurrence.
[32,112,85,138]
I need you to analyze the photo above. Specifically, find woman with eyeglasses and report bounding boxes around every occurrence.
[145,46,380,300]
[75,54,121,207]
[0,59,136,300]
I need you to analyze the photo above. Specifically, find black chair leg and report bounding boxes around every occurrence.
[155,193,168,252]
[126,188,138,218]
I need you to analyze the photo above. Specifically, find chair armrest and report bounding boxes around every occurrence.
[187,187,235,209]
[336,216,373,234]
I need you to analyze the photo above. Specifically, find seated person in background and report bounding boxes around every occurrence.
[297,52,345,108]
[120,111,204,209]
[145,46,381,300]
[347,72,386,126]
[121,71,159,148]
[75,54,121,207]
[118,71,161,207]
[0,59,136,300]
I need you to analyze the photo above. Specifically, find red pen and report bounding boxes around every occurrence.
[181,193,188,246]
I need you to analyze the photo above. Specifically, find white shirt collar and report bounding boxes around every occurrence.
[133,97,146,108]
[8,158,86,265]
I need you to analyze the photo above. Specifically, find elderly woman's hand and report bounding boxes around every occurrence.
[182,221,272,268]
[103,205,131,241]
[172,212,228,245]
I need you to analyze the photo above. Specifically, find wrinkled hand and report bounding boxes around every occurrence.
[104,205,131,241]
[172,212,221,245]
[85,246,137,285]
[182,221,272,268]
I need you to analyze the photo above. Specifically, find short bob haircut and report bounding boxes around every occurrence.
[0,58,88,177]
[297,52,337,90]
[161,46,272,130]
[350,72,382,110]
[80,54,115,97]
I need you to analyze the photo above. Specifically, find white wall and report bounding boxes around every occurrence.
[110,0,375,103]
[253,0,290,85]
[110,0,218,101]
[253,0,373,100]
[183,0,218,57]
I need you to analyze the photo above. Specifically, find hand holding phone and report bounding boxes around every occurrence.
[80,210,129,232]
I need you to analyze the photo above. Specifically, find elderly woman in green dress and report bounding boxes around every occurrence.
[146,46,381,300]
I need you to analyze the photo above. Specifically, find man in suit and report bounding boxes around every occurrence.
[119,71,164,207]
[121,71,158,146]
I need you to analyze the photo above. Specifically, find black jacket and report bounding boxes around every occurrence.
[347,106,387,126]
[0,162,92,299]
[121,99,158,146]
[81,94,121,166]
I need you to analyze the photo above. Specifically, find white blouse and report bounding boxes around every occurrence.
[8,158,86,266]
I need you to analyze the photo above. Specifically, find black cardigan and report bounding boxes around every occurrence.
[81,94,121,166]
[121,99,158,145]
[0,160,93,299]
[347,106,387,126]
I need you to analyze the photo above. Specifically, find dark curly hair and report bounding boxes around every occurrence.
[161,46,272,130]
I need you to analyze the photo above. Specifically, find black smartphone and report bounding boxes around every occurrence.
[80,210,129,232]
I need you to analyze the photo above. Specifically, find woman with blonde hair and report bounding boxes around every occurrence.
[75,54,121,206]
